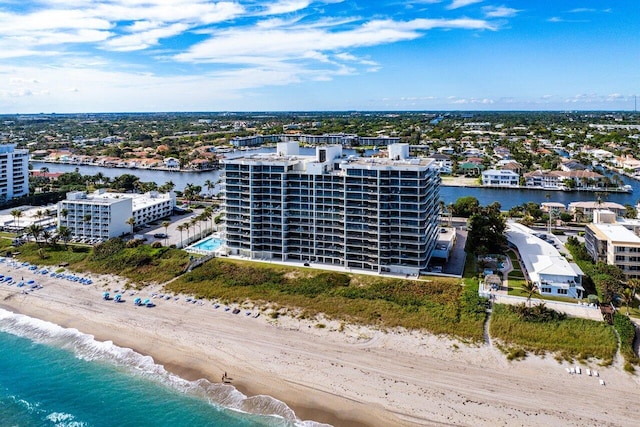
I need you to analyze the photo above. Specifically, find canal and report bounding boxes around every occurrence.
[31,150,640,210]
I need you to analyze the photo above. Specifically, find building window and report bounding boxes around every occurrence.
[557,289,568,295]
[541,287,552,293]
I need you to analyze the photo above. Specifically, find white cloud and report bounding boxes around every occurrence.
[483,6,520,18]
[104,23,189,51]
[447,0,482,10]
[175,17,494,64]
[262,0,311,15]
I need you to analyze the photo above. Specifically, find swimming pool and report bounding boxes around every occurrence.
[190,237,224,253]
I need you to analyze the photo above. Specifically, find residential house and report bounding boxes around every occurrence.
[163,157,180,169]
[481,169,519,187]
[507,222,584,299]
[568,201,626,222]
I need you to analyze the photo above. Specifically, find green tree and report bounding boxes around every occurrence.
[162,220,170,245]
[522,281,539,308]
[126,217,135,235]
[465,202,506,254]
[10,209,23,228]
[58,226,72,248]
[26,224,44,247]
[451,196,480,218]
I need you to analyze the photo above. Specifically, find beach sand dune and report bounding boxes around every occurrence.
[1,264,639,426]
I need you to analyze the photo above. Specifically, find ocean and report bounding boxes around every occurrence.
[0,308,318,427]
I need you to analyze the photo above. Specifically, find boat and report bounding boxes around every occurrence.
[623,184,633,192]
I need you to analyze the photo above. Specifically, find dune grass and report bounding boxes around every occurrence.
[8,240,189,285]
[166,258,488,341]
[490,304,617,363]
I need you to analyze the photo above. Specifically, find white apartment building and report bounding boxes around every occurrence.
[223,142,441,275]
[481,169,519,187]
[585,210,640,280]
[58,189,175,241]
[0,144,29,202]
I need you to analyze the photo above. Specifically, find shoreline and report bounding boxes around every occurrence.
[2,264,640,426]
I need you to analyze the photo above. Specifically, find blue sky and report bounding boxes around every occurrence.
[0,0,638,113]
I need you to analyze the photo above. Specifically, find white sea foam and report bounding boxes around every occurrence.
[0,308,330,427]
[45,411,87,427]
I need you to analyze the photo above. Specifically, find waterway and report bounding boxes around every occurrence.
[31,149,640,210]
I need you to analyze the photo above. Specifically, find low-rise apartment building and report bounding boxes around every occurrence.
[585,210,640,280]
[58,189,175,241]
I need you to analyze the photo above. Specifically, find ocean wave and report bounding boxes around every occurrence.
[0,308,330,427]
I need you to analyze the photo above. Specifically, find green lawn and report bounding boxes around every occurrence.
[490,304,617,363]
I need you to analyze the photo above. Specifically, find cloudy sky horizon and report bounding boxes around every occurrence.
[0,0,638,113]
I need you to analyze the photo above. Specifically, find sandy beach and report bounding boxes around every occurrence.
[1,263,639,427]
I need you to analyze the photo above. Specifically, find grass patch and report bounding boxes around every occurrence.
[167,258,488,341]
[490,304,617,363]
[11,239,189,285]
[613,313,640,371]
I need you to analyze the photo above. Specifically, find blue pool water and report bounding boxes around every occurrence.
[192,237,224,252]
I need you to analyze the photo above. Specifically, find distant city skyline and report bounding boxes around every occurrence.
[0,1,638,113]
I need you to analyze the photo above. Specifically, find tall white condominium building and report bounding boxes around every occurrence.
[58,189,176,240]
[0,144,29,202]
[223,142,441,275]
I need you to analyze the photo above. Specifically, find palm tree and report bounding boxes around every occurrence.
[126,217,135,236]
[41,230,52,246]
[10,209,23,228]
[191,217,200,240]
[162,220,170,245]
[623,279,639,316]
[60,208,68,219]
[522,281,538,308]
[26,224,43,246]
[204,179,214,196]
[58,226,72,248]
[184,222,191,244]
[176,224,185,247]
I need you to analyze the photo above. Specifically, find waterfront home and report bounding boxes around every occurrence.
[481,169,519,187]
[615,155,640,174]
[568,201,626,222]
[523,170,603,190]
[499,160,524,175]
[507,222,585,299]
[560,160,587,172]
[426,153,453,173]
[584,210,640,280]
[458,162,484,177]
[163,157,180,168]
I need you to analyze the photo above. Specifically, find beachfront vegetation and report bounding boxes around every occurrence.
[4,238,189,285]
[166,258,488,341]
[613,313,640,372]
[490,304,617,363]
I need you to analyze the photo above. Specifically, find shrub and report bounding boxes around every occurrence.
[151,241,163,248]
